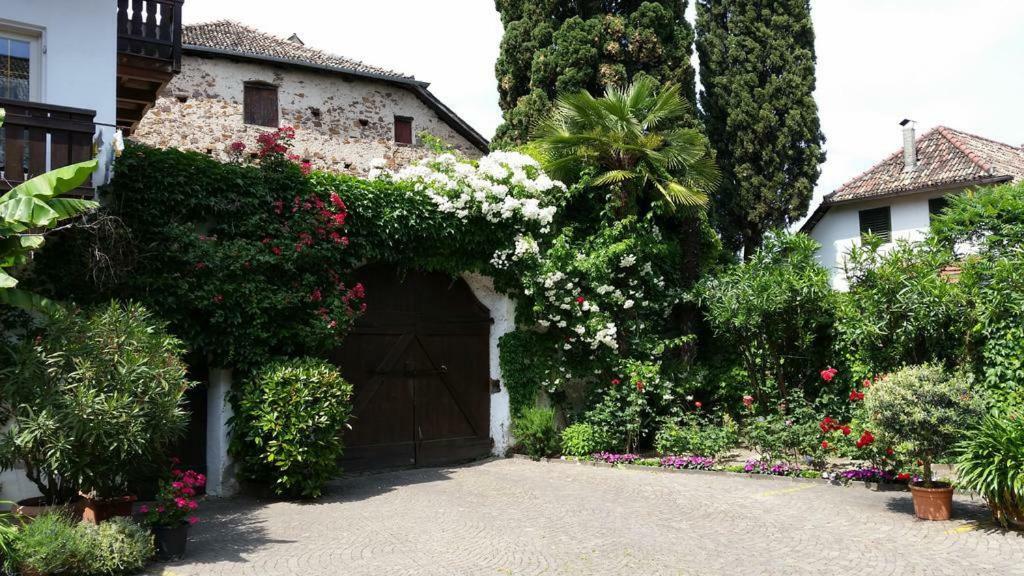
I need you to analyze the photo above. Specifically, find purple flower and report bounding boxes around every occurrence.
[659,455,715,470]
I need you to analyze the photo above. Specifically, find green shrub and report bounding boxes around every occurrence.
[697,232,836,408]
[560,422,613,457]
[864,364,987,485]
[0,502,18,573]
[955,410,1024,528]
[0,301,192,503]
[231,357,354,498]
[86,517,154,576]
[512,407,558,459]
[742,396,827,467]
[10,513,93,575]
[655,413,738,458]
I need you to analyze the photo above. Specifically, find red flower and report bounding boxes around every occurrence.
[820,366,838,382]
[271,246,282,256]
[229,141,246,152]
[635,380,644,391]
[694,401,703,408]
[742,395,754,407]
[576,296,585,304]
[840,425,852,436]
[897,472,911,482]
[211,294,224,304]
[611,378,621,386]
[886,448,895,456]
[848,390,865,401]
[821,441,829,449]
[819,417,834,433]
[855,430,875,449]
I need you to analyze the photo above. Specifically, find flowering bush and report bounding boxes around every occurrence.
[140,465,205,527]
[592,452,641,465]
[660,455,715,470]
[370,151,561,231]
[743,459,804,476]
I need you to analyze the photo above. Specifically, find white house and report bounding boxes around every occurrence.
[0,0,184,503]
[802,121,1024,289]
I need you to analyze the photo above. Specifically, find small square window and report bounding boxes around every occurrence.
[859,206,892,241]
[395,116,413,145]
[244,82,279,127]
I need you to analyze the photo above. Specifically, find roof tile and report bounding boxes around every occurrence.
[183,20,416,82]
[827,126,1024,204]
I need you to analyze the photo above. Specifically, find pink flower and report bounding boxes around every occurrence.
[694,401,703,409]
[188,516,200,525]
[820,367,838,382]
[742,395,754,407]
[139,505,149,514]
[230,141,246,152]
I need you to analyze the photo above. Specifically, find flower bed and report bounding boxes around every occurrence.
[742,459,806,477]
[660,455,715,470]
[592,452,642,465]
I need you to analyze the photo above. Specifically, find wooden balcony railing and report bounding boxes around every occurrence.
[0,99,96,194]
[116,0,185,72]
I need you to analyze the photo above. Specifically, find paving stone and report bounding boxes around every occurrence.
[153,458,1024,576]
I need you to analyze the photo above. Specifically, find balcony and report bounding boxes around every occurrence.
[116,0,185,133]
[0,99,96,196]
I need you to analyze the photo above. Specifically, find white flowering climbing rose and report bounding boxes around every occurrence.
[369,151,561,229]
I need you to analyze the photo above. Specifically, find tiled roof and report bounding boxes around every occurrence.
[183,20,417,83]
[829,126,1024,203]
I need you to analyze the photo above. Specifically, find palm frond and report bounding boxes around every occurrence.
[591,170,638,187]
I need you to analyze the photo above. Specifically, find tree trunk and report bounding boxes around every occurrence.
[742,227,763,261]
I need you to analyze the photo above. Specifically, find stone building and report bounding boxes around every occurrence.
[133,20,488,173]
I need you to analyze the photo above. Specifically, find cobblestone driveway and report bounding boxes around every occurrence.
[157,458,1023,576]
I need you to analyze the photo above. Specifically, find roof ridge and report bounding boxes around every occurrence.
[832,126,941,198]
[183,19,414,81]
[935,126,993,174]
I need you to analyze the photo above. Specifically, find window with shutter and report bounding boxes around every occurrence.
[858,206,892,241]
[395,116,413,145]
[244,82,279,127]
[928,196,949,220]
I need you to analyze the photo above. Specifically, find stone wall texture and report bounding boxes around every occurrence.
[133,55,483,174]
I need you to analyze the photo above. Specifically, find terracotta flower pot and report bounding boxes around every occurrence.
[12,497,85,521]
[909,482,954,521]
[153,522,191,561]
[81,494,137,524]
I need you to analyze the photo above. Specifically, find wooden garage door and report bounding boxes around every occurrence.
[334,265,492,470]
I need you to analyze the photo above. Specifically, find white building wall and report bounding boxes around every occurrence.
[2,0,118,186]
[809,191,954,290]
[463,273,516,456]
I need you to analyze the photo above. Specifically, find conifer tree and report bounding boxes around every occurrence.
[696,0,825,256]
[493,0,698,148]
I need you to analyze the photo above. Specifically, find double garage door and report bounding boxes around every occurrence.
[334,265,493,470]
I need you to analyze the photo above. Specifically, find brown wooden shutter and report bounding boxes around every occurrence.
[244,83,279,127]
[395,116,413,144]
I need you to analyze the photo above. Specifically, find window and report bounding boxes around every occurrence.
[928,196,949,221]
[395,116,413,145]
[0,32,34,100]
[243,82,279,127]
[859,206,892,241]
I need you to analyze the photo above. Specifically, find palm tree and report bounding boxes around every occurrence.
[532,77,719,218]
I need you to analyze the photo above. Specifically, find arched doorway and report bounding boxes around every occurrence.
[333,264,493,470]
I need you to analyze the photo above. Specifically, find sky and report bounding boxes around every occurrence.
[183,1,1024,217]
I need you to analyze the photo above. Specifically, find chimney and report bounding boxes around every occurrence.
[287,33,304,46]
[900,119,917,171]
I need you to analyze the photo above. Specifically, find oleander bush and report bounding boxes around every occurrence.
[512,407,558,459]
[231,357,354,498]
[0,301,192,503]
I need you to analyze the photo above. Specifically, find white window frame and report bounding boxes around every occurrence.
[0,21,44,102]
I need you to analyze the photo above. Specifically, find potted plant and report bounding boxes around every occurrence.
[0,302,193,523]
[955,410,1024,529]
[864,364,988,520]
[139,466,204,561]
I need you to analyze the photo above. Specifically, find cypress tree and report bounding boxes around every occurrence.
[493,0,698,148]
[696,0,825,256]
